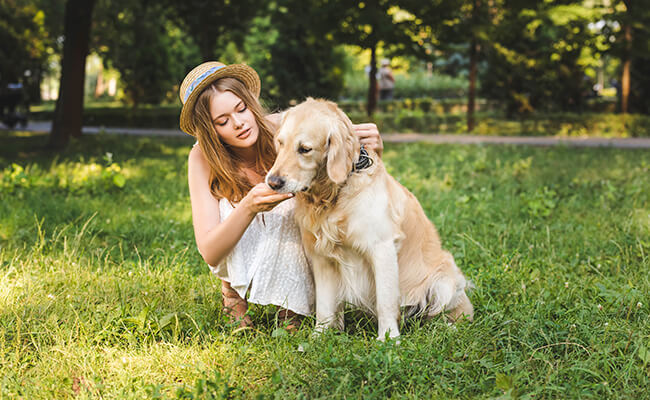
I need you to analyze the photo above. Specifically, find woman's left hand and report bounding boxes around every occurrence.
[352,123,383,157]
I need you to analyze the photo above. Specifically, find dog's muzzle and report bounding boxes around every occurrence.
[266,174,286,191]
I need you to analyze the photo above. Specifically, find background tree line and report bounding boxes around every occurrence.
[1,0,648,148]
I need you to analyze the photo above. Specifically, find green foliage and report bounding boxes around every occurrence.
[0,0,49,100]
[28,102,650,137]
[93,0,194,105]
[1,152,126,195]
[1,130,649,398]
[260,0,346,108]
[342,70,470,100]
[480,1,603,115]
[163,0,261,61]
[520,186,558,218]
[348,111,650,137]
[172,371,239,399]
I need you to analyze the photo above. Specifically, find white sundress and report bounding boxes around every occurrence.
[208,197,315,316]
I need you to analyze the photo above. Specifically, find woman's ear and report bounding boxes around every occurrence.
[326,118,357,184]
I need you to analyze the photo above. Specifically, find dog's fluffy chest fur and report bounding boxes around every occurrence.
[294,168,405,310]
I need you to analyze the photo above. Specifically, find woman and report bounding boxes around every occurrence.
[180,61,383,328]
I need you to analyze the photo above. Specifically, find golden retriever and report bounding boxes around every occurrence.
[266,98,473,340]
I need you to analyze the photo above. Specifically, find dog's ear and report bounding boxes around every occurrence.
[326,108,359,184]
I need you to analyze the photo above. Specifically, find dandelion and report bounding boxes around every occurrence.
[604,322,609,327]
[637,302,642,308]
[47,293,55,300]
[564,281,569,288]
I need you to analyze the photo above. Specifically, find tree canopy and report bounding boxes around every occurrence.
[2,0,649,147]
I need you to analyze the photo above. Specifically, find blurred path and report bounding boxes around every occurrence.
[11,121,650,148]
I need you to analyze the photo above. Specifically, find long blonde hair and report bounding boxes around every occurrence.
[191,78,277,202]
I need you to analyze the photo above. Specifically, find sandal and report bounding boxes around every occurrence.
[278,308,302,332]
[221,281,252,328]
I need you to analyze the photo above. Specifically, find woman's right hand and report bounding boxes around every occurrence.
[242,183,294,215]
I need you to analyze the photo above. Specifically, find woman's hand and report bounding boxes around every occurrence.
[352,123,383,157]
[242,183,294,215]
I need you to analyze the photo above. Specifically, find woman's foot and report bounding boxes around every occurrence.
[221,281,252,328]
[278,309,302,332]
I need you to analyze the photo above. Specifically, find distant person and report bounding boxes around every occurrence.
[378,59,395,101]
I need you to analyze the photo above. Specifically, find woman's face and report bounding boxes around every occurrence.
[209,90,259,149]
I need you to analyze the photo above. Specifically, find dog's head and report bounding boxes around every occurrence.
[266,98,360,193]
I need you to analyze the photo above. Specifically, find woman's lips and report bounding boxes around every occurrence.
[238,128,251,139]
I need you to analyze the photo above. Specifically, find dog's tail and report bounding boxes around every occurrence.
[422,254,474,322]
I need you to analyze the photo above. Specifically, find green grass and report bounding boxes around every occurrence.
[1,130,649,399]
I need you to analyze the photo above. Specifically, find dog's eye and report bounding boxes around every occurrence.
[298,146,312,154]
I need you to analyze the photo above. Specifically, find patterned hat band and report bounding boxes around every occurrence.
[183,65,225,103]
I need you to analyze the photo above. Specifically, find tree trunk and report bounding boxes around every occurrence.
[48,0,96,149]
[468,38,478,132]
[467,0,480,132]
[199,32,214,61]
[367,45,378,117]
[621,0,631,114]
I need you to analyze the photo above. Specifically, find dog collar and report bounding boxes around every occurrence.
[352,145,373,173]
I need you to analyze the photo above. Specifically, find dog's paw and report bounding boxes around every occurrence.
[376,334,401,345]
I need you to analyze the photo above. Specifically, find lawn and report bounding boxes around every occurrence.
[1,130,648,399]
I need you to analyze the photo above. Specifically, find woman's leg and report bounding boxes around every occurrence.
[221,280,252,327]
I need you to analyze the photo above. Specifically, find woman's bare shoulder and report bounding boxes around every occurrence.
[188,145,212,183]
[189,144,208,167]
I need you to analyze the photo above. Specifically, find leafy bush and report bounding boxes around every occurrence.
[341,70,469,100]
[30,106,181,129]
[28,103,650,137]
[1,153,127,195]
[338,98,495,114]
[348,111,650,137]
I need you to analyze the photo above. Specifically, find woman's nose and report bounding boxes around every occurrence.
[232,114,243,129]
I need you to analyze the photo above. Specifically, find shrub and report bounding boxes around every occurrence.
[1,154,127,196]
[29,104,650,137]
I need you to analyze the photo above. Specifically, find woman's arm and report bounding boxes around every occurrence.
[188,146,293,266]
[353,123,383,157]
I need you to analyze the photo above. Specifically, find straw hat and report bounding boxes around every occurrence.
[179,61,261,135]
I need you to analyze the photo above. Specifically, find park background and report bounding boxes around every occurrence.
[1,0,649,398]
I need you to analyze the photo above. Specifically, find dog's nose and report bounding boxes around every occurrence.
[267,175,286,191]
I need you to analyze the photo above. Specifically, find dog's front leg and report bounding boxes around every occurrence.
[311,254,343,334]
[370,241,401,341]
